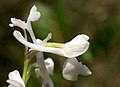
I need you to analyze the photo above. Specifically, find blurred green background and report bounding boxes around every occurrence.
[0,0,120,87]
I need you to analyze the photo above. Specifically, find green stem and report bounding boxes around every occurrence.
[22,58,30,84]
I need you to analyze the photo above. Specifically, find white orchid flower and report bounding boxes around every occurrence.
[63,58,92,81]
[6,70,25,87]
[13,30,89,58]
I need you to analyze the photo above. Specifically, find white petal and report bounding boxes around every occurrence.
[28,5,41,22]
[45,58,54,75]
[62,58,79,81]
[79,62,92,76]
[9,18,26,29]
[7,70,25,87]
[63,42,89,58]
[68,34,89,44]
[63,34,89,58]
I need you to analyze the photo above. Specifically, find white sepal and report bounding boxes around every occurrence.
[9,18,26,29]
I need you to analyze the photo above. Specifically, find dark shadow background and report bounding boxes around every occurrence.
[0,0,120,87]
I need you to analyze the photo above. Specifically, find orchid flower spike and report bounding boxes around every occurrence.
[27,5,41,22]
[6,70,25,87]
[13,30,89,58]
[62,58,92,81]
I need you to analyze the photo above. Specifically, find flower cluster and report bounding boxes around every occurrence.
[7,5,92,87]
